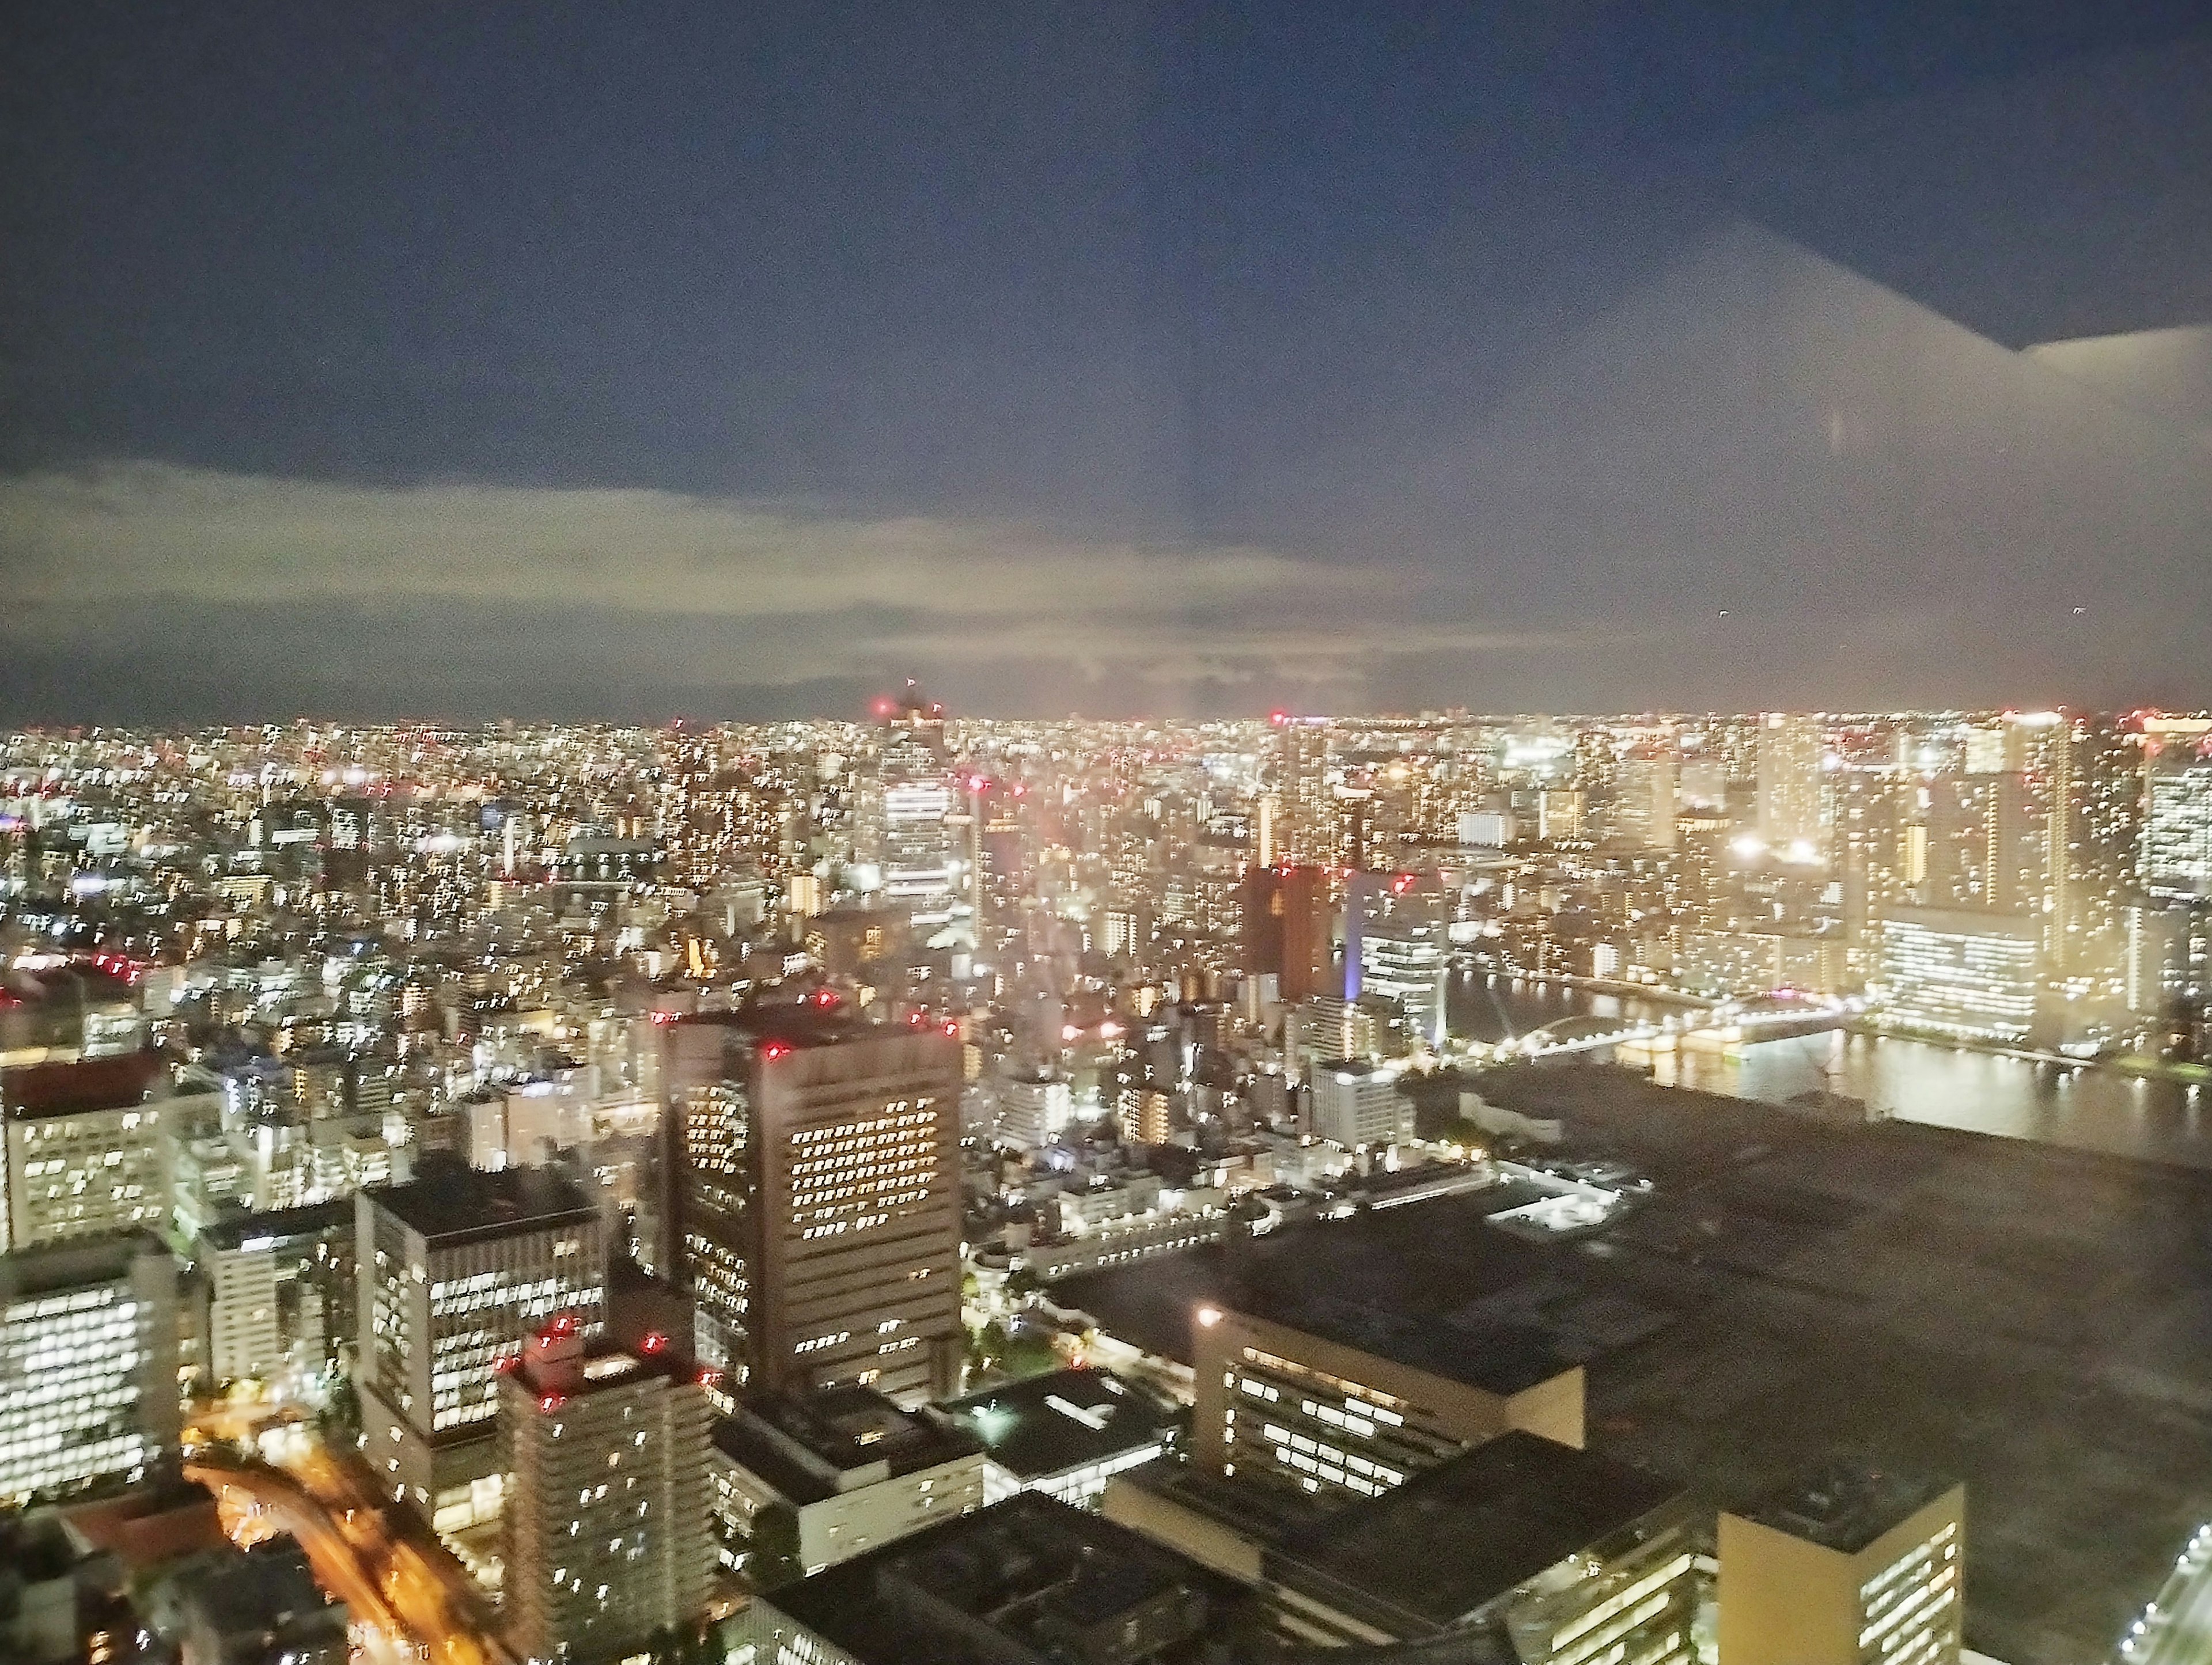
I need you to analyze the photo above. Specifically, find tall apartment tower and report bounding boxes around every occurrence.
[357,1159,607,1534]
[499,1322,714,1665]
[662,1004,962,1404]
[1277,719,1332,867]
[2,1055,171,1253]
[1612,749,1680,850]
[0,1232,180,1508]
[1718,1466,1964,1665]
[1756,712,1825,854]
[1239,864,1331,1005]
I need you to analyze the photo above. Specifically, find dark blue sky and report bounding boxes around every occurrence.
[4,3,2210,721]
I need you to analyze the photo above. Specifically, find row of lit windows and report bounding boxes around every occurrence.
[1236,1347,1409,1414]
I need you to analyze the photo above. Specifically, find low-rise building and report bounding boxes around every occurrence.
[941,1366,1181,1508]
[706,1384,982,1581]
[738,1490,1267,1665]
[1192,1295,1584,1504]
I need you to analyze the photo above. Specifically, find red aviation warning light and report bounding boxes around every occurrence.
[760,1040,793,1061]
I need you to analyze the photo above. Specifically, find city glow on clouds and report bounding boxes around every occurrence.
[0,462,1580,692]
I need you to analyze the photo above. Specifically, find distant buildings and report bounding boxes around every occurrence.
[0,1232,180,1507]
[662,1006,963,1402]
[498,1321,714,1665]
[1757,712,1824,854]
[1876,907,2040,1044]
[355,1160,607,1534]
[1719,1465,1964,1665]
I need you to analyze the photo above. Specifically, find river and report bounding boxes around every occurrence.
[1448,971,2212,1172]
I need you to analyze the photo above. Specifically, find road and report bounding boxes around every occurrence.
[2115,1523,2212,1664]
[189,1459,422,1665]
[190,1446,506,1665]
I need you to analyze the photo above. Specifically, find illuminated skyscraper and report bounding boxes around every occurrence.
[2142,741,2212,901]
[499,1321,714,1665]
[1276,719,1332,867]
[1756,712,1824,854]
[872,684,963,939]
[662,1005,962,1403]
[357,1160,607,1533]
[1354,879,1449,1048]
[1611,749,1679,850]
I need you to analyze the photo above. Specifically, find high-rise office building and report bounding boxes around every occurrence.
[1611,749,1679,850]
[1352,881,1448,1047]
[1876,907,2040,1044]
[1757,712,1825,854]
[2142,744,2212,902]
[2,1055,169,1253]
[1718,1466,1963,1665]
[498,1321,714,1665]
[1239,864,1332,1006]
[0,1232,180,1507]
[1277,720,1332,868]
[662,1004,962,1403]
[357,1159,607,1533]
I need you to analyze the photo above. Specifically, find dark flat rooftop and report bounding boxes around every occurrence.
[365,1158,597,1243]
[1055,1190,1629,1394]
[195,1197,353,1251]
[764,1490,1259,1665]
[3,1052,163,1117]
[940,1367,1181,1481]
[1275,1431,1684,1633]
[713,1386,979,1506]
[1732,1463,1960,1554]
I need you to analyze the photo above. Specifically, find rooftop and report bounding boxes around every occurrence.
[363,1156,598,1243]
[1275,1431,1685,1635]
[713,1385,979,1505]
[672,998,959,1057]
[763,1491,1259,1665]
[940,1367,1182,1481]
[2,1052,164,1119]
[0,1230,171,1299]
[195,1197,352,1252]
[1733,1462,1960,1554]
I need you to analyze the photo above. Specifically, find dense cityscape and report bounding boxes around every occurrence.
[9,3,2212,1664]
[2,700,2210,1665]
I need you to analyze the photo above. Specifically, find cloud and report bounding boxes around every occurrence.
[0,462,1585,716]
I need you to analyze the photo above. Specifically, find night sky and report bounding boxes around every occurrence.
[4,2,2210,723]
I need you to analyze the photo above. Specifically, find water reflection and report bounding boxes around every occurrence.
[1448,971,2212,1171]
